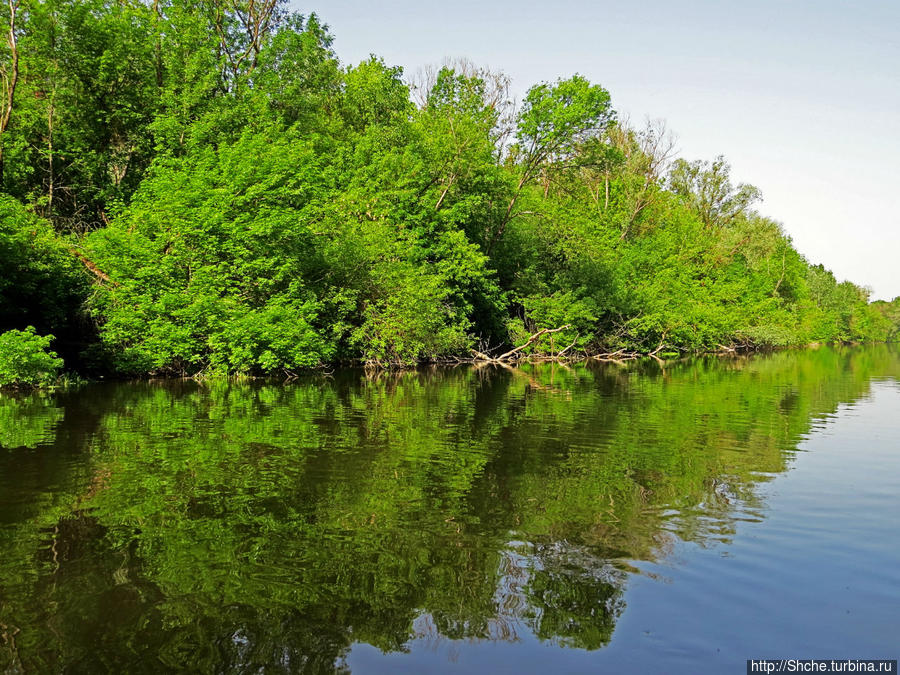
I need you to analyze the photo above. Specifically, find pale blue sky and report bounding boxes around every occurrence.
[298,0,900,300]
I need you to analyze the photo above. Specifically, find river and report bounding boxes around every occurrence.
[1,345,898,672]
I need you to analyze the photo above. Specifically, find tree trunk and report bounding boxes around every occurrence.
[0,0,20,184]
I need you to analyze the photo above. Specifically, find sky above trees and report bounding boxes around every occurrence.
[309,0,900,300]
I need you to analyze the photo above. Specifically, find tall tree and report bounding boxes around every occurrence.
[668,155,761,228]
[0,0,20,183]
[489,75,615,252]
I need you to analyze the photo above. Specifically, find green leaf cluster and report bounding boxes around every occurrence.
[0,326,63,387]
[0,0,896,376]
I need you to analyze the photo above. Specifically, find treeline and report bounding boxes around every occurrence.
[0,0,898,379]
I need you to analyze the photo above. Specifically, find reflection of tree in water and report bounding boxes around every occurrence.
[406,540,625,652]
[522,542,626,650]
[0,392,63,449]
[0,345,898,672]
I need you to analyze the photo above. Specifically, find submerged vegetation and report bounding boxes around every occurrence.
[0,0,898,379]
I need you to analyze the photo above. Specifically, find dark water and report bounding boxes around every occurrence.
[1,346,899,673]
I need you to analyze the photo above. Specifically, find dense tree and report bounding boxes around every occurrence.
[0,194,89,364]
[0,0,896,380]
[668,155,761,229]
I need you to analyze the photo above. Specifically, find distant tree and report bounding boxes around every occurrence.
[668,155,761,228]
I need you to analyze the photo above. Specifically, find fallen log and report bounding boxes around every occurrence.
[471,325,571,363]
[495,325,571,361]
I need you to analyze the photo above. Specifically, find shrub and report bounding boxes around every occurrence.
[0,328,64,388]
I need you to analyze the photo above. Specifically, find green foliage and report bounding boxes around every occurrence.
[516,75,615,164]
[3,0,160,230]
[0,326,63,387]
[0,0,896,375]
[349,255,473,364]
[341,57,411,131]
[668,155,762,228]
[0,195,88,354]
[85,130,338,375]
[873,298,900,341]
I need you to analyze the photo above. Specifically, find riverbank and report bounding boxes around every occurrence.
[5,337,892,391]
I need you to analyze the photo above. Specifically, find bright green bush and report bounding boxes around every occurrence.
[0,196,88,338]
[0,328,64,388]
[2,0,897,371]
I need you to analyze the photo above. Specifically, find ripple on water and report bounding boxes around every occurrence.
[0,346,899,673]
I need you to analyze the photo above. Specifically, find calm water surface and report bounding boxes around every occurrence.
[1,346,899,673]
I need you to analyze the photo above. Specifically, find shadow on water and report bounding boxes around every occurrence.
[0,345,898,672]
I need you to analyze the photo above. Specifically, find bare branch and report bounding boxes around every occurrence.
[496,325,570,361]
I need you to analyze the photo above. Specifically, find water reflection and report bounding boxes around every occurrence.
[0,345,898,672]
